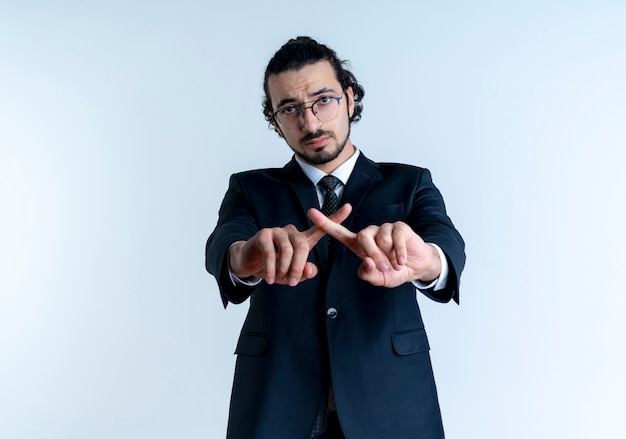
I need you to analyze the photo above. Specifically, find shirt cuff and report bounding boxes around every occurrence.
[229,271,263,286]
[412,243,449,292]
[228,242,262,286]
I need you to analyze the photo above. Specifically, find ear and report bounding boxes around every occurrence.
[345,86,355,118]
[267,111,285,138]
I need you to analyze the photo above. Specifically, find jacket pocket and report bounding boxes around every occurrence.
[234,333,268,356]
[391,329,430,356]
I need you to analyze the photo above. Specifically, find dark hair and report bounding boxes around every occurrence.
[262,36,365,127]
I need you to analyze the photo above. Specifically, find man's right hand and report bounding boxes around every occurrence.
[228,204,352,286]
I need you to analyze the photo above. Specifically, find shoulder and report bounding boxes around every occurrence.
[231,167,283,178]
[376,161,427,174]
[228,166,290,185]
[362,157,431,183]
[357,152,428,177]
[231,157,301,179]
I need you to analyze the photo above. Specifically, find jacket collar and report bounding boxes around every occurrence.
[282,152,382,219]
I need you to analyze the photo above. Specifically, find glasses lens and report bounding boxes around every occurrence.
[312,97,340,122]
[276,108,300,128]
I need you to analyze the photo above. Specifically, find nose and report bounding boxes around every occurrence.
[300,106,322,132]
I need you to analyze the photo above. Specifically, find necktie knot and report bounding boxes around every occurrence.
[318,175,341,216]
[319,175,341,192]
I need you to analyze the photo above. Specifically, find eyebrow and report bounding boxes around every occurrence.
[275,87,338,109]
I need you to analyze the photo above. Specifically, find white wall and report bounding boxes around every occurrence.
[1,1,625,437]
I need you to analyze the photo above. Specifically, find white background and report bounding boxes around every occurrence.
[1,1,625,438]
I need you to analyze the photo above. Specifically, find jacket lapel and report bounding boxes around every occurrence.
[282,157,329,265]
[283,157,317,208]
[340,153,383,231]
[324,153,383,261]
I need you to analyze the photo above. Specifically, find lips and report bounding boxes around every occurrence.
[305,136,329,148]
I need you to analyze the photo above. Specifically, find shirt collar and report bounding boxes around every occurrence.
[294,148,360,186]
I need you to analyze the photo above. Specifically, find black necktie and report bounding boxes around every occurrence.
[318,175,341,216]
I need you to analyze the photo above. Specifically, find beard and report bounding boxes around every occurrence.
[289,126,351,166]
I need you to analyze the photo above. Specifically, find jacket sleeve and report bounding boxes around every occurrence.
[409,168,465,304]
[205,173,260,308]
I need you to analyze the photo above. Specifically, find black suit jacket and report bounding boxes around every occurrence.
[206,153,465,439]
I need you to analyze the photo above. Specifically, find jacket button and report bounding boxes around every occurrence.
[326,307,338,319]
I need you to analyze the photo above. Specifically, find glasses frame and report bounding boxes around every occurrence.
[272,94,344,129]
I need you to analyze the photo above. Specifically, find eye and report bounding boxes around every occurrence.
[279,106,297,115]
[318,96,333,105]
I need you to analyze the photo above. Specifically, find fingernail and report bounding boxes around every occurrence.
[288,277,298,286]
[378,262,390,271]
[398,256,406,265]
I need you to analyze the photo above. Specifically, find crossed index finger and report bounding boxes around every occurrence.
[304,203,353,246]
[308,205,366,259]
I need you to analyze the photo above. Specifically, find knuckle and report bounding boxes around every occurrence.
[278,242,294,256]
[356,230,369,244]
[376,234,393,247]
[293,239,309,253]
[258,228,272,240]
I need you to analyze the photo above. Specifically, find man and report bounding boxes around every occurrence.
[205,36,465,439]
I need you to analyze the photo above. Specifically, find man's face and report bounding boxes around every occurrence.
[267,61,355,173]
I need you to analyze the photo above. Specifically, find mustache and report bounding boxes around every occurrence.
[300,130,332,145]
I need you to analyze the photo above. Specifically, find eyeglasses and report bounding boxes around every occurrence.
[273,94,344,129]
